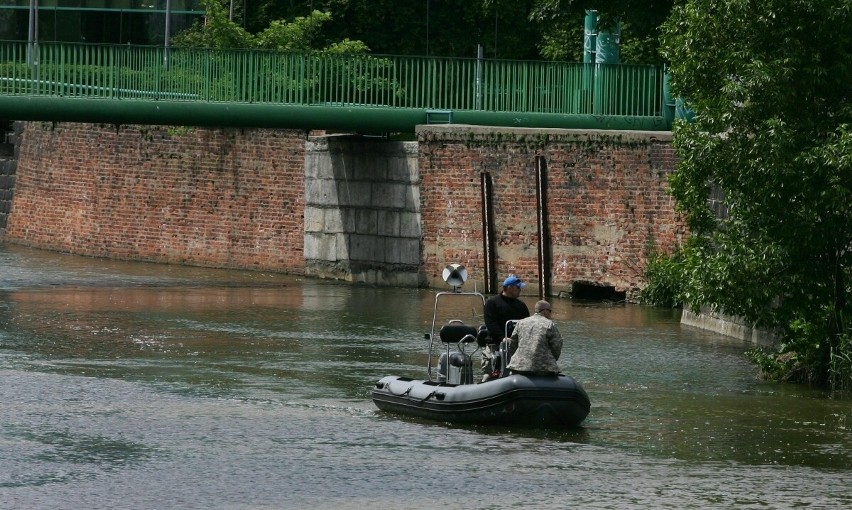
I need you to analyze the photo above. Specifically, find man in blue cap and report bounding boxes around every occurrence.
[481,274,530,381]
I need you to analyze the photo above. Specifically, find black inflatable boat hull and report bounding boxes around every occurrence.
[372,374,590,427]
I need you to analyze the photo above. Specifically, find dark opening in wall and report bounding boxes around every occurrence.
[570,280,626,301]
[0,120,13,156]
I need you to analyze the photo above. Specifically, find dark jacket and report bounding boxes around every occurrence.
[483,294,530,344]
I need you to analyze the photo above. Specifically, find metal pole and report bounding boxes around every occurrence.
[480,171,497,294]
[535,155,551,298]
[27,0,37,66]
[475,44,483,110]
[426,0,430,56]
[164,0,172,67]
[583,10,597,113]
[583,10,597,63]
[493,9,497,58]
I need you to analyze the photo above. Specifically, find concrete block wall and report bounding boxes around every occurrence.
[0,121,20,234]
[4,122,307,272]
[304,135,422,286]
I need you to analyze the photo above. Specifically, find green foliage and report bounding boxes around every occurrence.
[170,0,255,49]
[255,11,338,52]
[531,0,673,63]
[538,23,584,62]
[172,1,368,54]
[830,327,852,392]
[661,0,852,389]
[748,307,852,392]
[255,1,541,59]
[322,39,371,56]
[244,1,669,61]
[639,250,684,308]
[746,348,806,383]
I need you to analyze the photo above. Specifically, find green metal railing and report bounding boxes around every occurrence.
[0,41,671,131]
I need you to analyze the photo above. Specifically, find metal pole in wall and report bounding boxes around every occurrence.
[535,155,551,298]
[481,172,497,294]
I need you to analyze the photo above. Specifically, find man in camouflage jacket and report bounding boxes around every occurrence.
[506,300,563,375]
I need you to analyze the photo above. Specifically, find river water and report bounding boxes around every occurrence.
[0,243,849,509]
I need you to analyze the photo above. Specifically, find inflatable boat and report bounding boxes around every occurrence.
[371,264,590,428]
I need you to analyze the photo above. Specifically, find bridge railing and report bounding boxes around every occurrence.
[0,40,666,118]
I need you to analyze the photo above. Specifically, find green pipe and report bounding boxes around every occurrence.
[451,110,669,131]
[0,96,670,132]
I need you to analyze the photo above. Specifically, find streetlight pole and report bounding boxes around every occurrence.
[426,0,430,56]
[164,0,172,66]
[27,0,38,65]
[164,0,172,47]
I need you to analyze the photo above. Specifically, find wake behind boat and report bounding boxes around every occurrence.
[371,264,590,428]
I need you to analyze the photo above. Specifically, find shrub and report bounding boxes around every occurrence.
[639,250,684,308]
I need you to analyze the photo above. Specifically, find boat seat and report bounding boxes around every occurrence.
[475,324,491,347]
[439,323,478,344]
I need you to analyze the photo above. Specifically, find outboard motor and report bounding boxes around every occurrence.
[437,351,473,384]
[436,322,478,384]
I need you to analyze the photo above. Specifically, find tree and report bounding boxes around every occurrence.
[171,0,368,53]
[170,0,253,48]
[250,0,541,59]
[530,0,674,63]
[215,1,670,62]
[254,10,367,53]
[660,0,852,389]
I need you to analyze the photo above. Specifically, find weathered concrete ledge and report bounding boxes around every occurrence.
[681,307,779,347]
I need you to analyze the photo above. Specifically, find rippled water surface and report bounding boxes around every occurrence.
[1,244,849,509]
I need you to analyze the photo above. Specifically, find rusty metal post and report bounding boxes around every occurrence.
[535,155,551,298]
[480,171,497,294]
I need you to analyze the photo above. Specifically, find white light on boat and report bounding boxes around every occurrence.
[442,263,468,289]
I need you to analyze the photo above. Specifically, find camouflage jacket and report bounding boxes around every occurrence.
[506,313,563,374]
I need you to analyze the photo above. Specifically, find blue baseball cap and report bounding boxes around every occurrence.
[502,275,526,288]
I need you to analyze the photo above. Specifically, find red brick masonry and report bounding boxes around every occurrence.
[5,123,306,272]
[5,123,685,297]
[417,126,685,296]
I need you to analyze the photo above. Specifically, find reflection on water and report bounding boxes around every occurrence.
[1,243,850,509]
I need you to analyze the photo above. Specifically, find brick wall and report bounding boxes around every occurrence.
[5,122,684,297]
[5,122,307,273]
[416,125,685,298]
